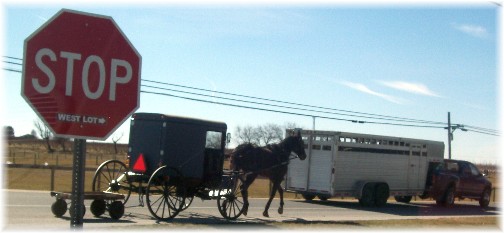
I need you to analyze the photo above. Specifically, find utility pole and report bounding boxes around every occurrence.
[447,112,452,159]
[445,112,467,160]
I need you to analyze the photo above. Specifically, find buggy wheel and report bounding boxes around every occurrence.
[181,195,194,211]
[90,200,107,217]
[51,199,67,217]
[217,175,245,220]
[92,160,131,204]
[146,166,186,221]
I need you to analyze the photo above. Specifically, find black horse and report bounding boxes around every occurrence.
[230,129,307,217]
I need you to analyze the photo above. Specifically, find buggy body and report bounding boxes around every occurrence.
[128,113,227,188]
[90,112,245,221]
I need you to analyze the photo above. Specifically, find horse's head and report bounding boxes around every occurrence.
[286,129,307,160]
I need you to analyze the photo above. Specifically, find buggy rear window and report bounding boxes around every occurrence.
[206,131,223,149]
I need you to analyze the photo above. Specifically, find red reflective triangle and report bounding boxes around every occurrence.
[133,153,147,173]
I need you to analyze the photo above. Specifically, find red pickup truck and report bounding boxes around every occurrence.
[424,159,492,208]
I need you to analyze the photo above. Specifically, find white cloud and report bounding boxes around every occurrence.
[452,23,489,38]
[378,81,441,97]
[339,81,405,105]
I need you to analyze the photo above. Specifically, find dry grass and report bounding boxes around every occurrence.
[2,139,500,202]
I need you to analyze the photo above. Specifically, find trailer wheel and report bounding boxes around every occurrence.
[359,183,375,207]
[302,194,316,201]
[90,200,107,217]
[318,195,330,201]
[146,166,186,220]
[51,199,67,217]
[217,174,245,220]
[108,201,125,220]
[394,196,412,203]
[374,183,389,207]
[92,160,131,204]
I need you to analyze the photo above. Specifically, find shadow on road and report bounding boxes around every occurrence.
[294,199,499,217]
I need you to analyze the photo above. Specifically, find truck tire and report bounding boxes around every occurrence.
[442,186,455,207]
[374,183,389,207]
[358,183,375,207]
[479,188,491,208]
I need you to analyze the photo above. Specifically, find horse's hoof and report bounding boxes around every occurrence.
[243,205,248,216]
[263,211,269,218]
[278,207,283,215]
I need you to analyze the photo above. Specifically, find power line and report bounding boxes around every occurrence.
[140,90,446,129]
[3,56,23,61]
[3,68,21,73]
[3,61,22,66]
[143,79,447,126]
[3,55,499,136]
[142,84,445,125]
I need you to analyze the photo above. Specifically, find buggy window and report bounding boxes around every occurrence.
[205,131,223,149]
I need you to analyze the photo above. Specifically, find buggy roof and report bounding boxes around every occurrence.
[132,112,227,130]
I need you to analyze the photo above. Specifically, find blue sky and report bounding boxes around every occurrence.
[1,3,501,164]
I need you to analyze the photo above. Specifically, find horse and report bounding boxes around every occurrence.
[230,129,307,217]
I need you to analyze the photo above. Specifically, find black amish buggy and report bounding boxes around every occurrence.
[51,112,306,221]
[89,113,245,220]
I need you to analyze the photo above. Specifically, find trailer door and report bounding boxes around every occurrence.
[285,134,310,192]
[307,135,334,194]
[408,144,423,190]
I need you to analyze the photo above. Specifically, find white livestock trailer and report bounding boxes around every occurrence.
[284,130,444,206]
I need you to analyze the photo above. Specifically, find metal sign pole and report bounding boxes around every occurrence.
[70,138,86,229]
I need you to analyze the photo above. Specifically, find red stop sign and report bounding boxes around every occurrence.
[22,9,141,140]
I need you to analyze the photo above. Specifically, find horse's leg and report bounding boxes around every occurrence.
[263,180,280,217]
[241,173,257,216]
[277,182,284,215]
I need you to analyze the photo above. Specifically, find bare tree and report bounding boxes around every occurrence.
[234,125,260,145]
[256,123,283,146]
[54,137,70,152]
[234,122,303,147]
[112,132,124,154]
[34,120,54,153]
[4,126,14,145]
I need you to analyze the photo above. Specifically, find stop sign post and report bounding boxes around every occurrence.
[22,9,141,229]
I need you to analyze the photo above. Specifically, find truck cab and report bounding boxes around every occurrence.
[428,159,492,207]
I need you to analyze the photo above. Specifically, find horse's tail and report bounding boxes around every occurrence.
[230,143,255,171]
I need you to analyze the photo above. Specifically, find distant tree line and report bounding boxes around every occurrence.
[4,120,124,154]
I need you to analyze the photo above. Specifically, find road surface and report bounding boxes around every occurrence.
[3,189,499,230]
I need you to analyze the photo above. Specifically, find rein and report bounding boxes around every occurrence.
[241,152,301,176]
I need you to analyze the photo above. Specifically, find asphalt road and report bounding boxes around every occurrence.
[3,189,500,230]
